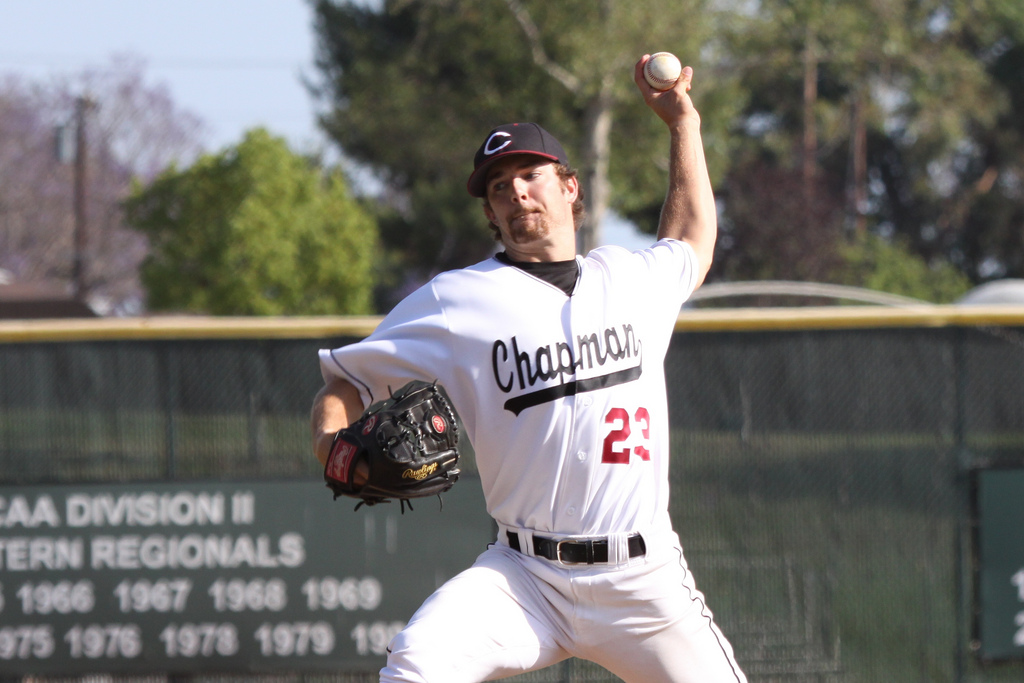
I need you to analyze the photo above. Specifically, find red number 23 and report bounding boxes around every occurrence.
[602,407,651,464]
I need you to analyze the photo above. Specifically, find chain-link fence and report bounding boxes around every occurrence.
[2,310,1023,683]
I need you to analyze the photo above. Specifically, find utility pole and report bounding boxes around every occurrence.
[802,25,818,225]
[72,95,96,303]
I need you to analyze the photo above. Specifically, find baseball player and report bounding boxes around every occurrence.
[311,55,747,683]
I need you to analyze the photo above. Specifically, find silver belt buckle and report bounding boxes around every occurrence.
[556,538,593,564]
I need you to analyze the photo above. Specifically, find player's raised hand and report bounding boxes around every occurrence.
[634,54,698,129]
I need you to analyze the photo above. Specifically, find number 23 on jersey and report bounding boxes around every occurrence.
[602,406,651,464]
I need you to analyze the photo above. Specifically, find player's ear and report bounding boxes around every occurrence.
[562,175,579,203]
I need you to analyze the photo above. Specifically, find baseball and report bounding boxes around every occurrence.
[644,52,682,91]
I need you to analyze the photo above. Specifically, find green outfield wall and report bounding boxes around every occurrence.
[2,306,1024,683]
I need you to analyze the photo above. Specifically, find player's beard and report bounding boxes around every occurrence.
[504,210,552,245]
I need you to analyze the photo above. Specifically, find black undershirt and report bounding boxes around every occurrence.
[495,252,579,297]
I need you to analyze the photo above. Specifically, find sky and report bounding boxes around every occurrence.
[0,0,649,248]
[0,0,323,152]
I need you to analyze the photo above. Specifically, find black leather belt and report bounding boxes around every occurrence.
[507,531,646,564]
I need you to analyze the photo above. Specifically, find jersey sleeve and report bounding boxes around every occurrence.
[318,280,453,408]
[637,238,701,308]
[638,239,701,342]
[590,238,700,314]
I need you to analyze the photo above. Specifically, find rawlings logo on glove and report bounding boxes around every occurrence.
[324,380,462,511]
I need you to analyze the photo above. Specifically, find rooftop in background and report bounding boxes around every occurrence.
[0,274,98,319]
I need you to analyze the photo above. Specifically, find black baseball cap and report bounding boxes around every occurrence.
[467,122,569,197]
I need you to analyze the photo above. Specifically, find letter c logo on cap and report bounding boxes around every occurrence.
[483,132,512,156]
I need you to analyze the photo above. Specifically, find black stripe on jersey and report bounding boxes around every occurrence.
[502,364,642,415]
[327,351,377,404]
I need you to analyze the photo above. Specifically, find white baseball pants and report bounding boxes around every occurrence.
[380,530,747,683]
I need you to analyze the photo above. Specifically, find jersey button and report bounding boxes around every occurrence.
[566,506,577,516]
[576,451,587,462]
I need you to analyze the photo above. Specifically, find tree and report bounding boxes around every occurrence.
[310,0,735,301]
[125,129,378,315]
[833,231,972,303]
[935,0,1024,281]
[716,0,1017,285]
[312,0,1024,296]
[0,55,204,314]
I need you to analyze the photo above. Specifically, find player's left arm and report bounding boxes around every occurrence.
[311,377,365,466]
[634,56,717,286]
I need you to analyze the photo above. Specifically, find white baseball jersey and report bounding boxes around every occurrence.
[319,238,699,538]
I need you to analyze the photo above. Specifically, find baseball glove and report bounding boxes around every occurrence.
[323,380,461,510]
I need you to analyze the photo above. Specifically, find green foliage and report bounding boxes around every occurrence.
[833,231,972,303]
[310,0,1024,299]
[125,129,378,315]
[313,0,564,284]
[310,0,724,285]
[719,0,1024,284]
